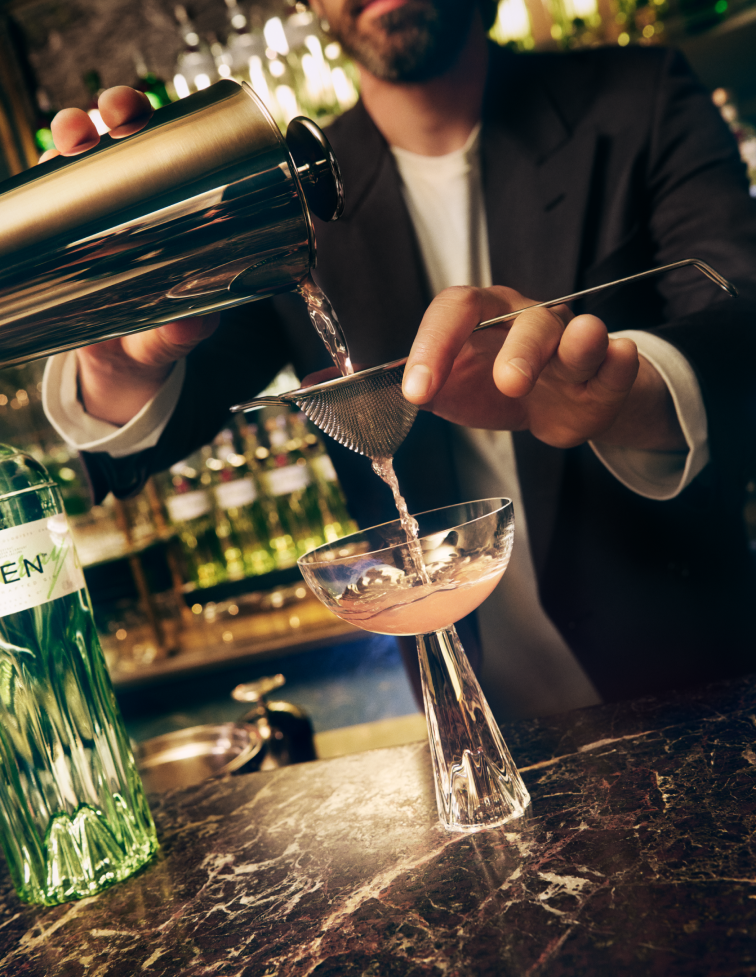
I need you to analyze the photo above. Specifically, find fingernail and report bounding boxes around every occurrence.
[403,364,433,401]
[505,358,533,382]
[68,139,99,154]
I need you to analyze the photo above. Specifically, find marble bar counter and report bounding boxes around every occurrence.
[1,675,756,976]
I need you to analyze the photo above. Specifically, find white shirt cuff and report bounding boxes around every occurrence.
[42,351,185,458]
[589,330,709,501]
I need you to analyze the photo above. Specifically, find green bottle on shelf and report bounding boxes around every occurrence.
[210,433,275,579]
[241,423,300,569]
[288,411,357,543]
[165,458,227,590]
[0,446,158,905]
[263,415,323,559]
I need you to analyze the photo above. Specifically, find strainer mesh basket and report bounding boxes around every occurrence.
[287,363,417,458]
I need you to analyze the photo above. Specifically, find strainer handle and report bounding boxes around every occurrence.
[473,258,736,332]
[230,396,287,413]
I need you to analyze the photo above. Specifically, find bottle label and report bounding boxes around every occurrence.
[311,454,338,482]
[214,477,257,510]
[262,465,311,497]
[0,514,86,618]
[166,490,211,523]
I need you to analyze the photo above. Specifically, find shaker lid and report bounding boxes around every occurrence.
[286,118,344,223]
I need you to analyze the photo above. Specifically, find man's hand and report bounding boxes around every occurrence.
[41,87,219,427]
[402,285,686,452]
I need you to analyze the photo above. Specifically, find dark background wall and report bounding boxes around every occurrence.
[2,0,756,117]
[678,7,756,120]
[1,0,289,111]
[0,0,754,180]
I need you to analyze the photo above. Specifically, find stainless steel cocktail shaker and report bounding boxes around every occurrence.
[0,80,344,369]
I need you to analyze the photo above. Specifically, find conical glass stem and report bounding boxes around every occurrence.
[416,625,531,832]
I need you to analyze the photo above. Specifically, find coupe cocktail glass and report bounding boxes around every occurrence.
[298,498,531,832]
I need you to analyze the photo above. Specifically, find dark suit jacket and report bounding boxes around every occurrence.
[83,44,756,702]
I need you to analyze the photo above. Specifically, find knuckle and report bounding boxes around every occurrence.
[435,286,483,318]
[489,285,525,308]
[506,322,554,362]
[537,306,566,328]
[551,303,572,325]
[506,335,543,362]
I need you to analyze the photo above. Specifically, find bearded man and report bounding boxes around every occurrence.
[42,0,756,718]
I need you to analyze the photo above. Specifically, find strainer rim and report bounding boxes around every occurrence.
[283,356,409,401]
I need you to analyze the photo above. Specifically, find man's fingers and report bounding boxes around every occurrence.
[120,315,221,367]
[492,304,570,398]
[547,314,610,385]
[403,285,525,404]
[301,366,341,387]
[404,288,484,403]
[48,88,152,157]
[50,108,99,155]
[98,87,153,138]
[592,338,639,396]
[38,148,61,163]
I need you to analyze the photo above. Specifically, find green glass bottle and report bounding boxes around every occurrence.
[134,54,173,109]
[262,415,323,559]
[287,412,357,542]
[164,459,226,590]
[210,433,275,579]
[241,423,299,569]
[0,446,158,906]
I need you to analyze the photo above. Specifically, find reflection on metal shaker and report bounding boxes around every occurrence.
[0,80,344,369]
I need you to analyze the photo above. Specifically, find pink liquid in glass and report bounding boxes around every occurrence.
[332,570,504,636]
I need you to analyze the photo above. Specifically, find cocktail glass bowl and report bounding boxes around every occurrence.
[298,498,531,832]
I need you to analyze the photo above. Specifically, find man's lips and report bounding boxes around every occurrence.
[356,0,410,19]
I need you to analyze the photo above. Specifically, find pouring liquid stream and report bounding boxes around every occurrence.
[372,456,432,587]
[297,274,354,377]
[296,278,428,585]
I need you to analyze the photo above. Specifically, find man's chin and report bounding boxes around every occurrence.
[333,0,475,83]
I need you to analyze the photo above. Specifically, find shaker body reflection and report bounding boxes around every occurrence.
[0,447,157,905]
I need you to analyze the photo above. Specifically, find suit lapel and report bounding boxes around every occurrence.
[482,50,599,300]
[481,50,600,580]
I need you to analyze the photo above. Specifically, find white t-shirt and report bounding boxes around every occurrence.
[43,123,709,719]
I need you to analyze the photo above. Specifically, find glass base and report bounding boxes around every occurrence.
[26,797,158,906]
[416,626,531,833]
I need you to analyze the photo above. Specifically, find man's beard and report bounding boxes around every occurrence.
[327,0,477,83]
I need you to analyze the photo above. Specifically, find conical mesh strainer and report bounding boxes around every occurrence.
[230,259,735,459]
[231,357,416,458]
